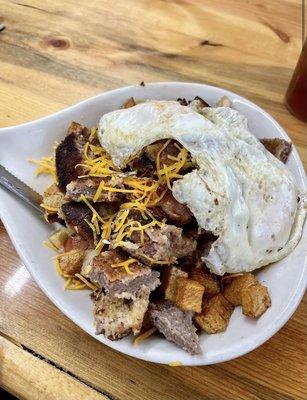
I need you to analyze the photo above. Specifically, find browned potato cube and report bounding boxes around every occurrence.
[190,268,220,298]
[195,294,234,334]
[58,249,86,276]
[242,283,271,318]
[223,273,257,306]
[174,277,204,313]
[162,266,188,301]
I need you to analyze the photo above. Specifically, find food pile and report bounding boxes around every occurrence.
[33,96,296,354]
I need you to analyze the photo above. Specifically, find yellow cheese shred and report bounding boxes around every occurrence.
[81,194,104,223]
[133,327,157,346]
[35,132,196,291]
[29,156,57,182]
[65,279,87,290]
[85,219,98,246]
[43,239,60,252]
[74,273,99,291]
[88,127,98,142]
[111,258,137,275]
[168,361,182,367]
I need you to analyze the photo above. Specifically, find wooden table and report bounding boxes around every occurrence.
[0,1,306,399]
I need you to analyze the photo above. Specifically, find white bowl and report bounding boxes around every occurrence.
[0,82,306,366]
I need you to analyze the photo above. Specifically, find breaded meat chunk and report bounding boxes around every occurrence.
[84,250,160,299]
[94,291,150,339]
[55,122,89,191]
[150,301,201,355]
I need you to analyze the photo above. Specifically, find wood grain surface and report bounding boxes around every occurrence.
[0,1,306,399]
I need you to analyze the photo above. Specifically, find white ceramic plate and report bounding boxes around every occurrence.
[0,82,306,366]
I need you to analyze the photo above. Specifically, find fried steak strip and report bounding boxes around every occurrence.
[55,122,90,192]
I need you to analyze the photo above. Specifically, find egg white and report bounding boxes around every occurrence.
[98,101,306,275]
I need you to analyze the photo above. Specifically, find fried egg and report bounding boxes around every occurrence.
[98,100,306,275]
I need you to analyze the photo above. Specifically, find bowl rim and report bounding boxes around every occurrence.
[0,81,306,366]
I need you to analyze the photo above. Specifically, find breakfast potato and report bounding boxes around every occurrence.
[242,283,271,318]
[57,249,86,276]
[195,294,234,334]
[189,268,220,298]
[162,265,188,301]
[223,273,257,306]
[174,277,204,313]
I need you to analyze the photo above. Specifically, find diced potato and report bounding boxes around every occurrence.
[162,266,188,301]
[189,268,220,298]
[58,249,86,276]
[174,277,204,313]
[195,294,234,334]
[223,273,257,306]
[242,283,271,318]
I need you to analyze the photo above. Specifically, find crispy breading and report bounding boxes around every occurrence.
[189,268,220,298]
[60,202,93,241]
[125,224,197,266]
[195,294,234,334]
[161,266,188,301]
[242,283,271,318]
[66,177,124,202]
[94,291,150,340]
[43,183,65,209]
[85,250,160,299]
[223,273,257,306]
[174,277,204,313]
[55,122,89,192]
[42,183,66,223]
[58,249,86,275]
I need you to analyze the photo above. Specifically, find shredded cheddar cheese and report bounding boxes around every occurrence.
[88,127,98,142]
[43,240,59,252]
[75,273,99,291]
[34,129,194,289]
[81,195,104,223]
[133,327,157,346]
[85,219,98,246]
[111,258,137,274]
[168,361,182,367]
[29,156,57,182]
